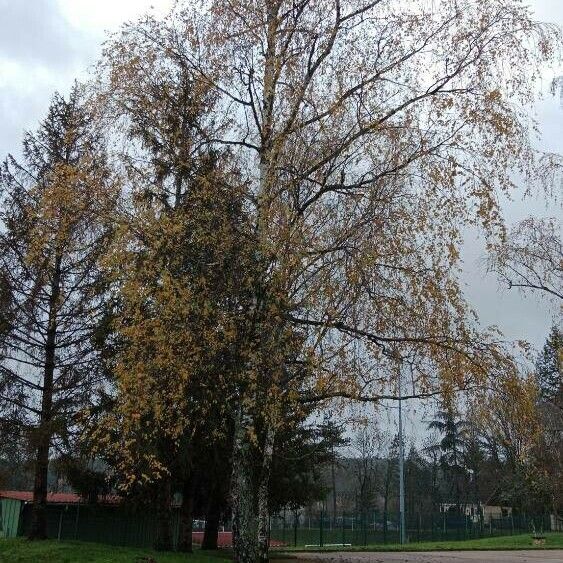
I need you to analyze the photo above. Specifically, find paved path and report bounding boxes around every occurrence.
[290,550,563,562]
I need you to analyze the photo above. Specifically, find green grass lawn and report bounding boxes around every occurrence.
[0,538,230,562]
[279,532,563,552]
[2,534,562,562]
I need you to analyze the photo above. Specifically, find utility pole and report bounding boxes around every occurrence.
[398,360,406,544]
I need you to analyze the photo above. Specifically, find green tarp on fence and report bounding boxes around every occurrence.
[0,498,23,538]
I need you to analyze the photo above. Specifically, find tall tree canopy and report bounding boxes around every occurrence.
[92,1,560,561]
[0,87,116,539]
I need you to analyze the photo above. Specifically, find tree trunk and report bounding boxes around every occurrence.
[202,486,222,550]
[29,435,51,539]
[178,476,195,552]
[154,478,173,551]
[231,404,258,563]
[29,256,61,540]
[257,422,276,563]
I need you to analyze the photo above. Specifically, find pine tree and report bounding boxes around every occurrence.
[536,325,562,406]
[427,409,469,509]
[89,57,256,548]
[0,86,116,539]
[534,326,563,515]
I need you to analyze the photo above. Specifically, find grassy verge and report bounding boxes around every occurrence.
[0,538,230,562]
[2,534,562,561]
[278,532,563,552]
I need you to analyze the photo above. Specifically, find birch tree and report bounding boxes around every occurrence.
[98,1,559,560]
[489,216,563,302]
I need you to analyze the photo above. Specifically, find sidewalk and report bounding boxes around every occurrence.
[291,550,563,562]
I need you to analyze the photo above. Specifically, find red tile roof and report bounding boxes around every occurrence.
[0,490,120,505]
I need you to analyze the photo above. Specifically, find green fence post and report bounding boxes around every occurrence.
[57,508,63,541]
[74,502,80,540]
[442,511,446,540]
[319,509,324,548]
[464,514,467,540]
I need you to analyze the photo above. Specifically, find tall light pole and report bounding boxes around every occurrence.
[398,360,406,544]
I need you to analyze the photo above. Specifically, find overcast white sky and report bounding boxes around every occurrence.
[0,0,561,355]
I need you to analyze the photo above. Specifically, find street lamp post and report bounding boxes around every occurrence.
[398,360,406,544]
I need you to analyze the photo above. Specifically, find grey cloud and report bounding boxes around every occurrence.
[0,0,83,67]
[0,83,51,157]
[0,1,100,158]
[529,0,563,22]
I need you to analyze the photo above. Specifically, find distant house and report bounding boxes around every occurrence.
[550,513,563,532]
[438,501,512,524]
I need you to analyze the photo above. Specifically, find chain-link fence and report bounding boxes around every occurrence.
[18,503,180,548]
[9,502,554,550]
[269,510,553,547]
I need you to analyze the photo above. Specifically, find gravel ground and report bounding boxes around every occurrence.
[291,550,563,563]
